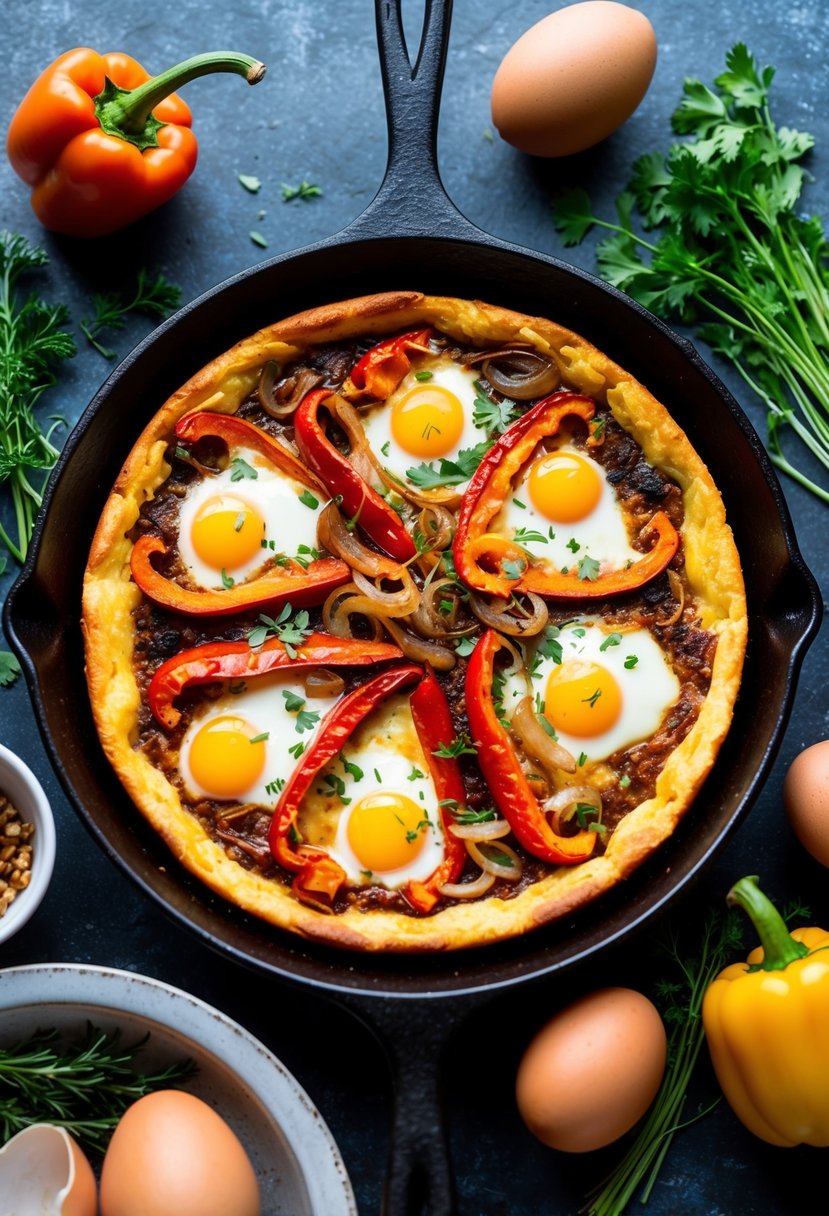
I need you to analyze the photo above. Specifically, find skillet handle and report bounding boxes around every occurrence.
[343,0,484,242]
[339,992,479,1216]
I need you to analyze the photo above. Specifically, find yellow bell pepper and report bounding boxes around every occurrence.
[702,875,829,1147]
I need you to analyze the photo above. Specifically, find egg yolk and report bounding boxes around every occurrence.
[390,384,465,457]
[527,450,602,523]
[346,791,428,872]
[187,715,267,797]
[190,494,266,571]
[545,661,623,738]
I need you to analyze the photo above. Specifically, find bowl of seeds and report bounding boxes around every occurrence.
[0,744,55,944]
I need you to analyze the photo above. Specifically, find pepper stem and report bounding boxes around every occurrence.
[95,52,266,151]
[727,875,810,971]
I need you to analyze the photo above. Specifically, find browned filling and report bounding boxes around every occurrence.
[129,332,715,916]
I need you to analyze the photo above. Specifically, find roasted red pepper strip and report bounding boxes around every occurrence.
[349,328,432,399]
[130,534,349,618]
[466,630,597,865]
[294,388,417,562]
[175,410,328,496]
[7,48,265,238]
[270,664,466,913]
[148,633,403,730]
[453,391,679,599]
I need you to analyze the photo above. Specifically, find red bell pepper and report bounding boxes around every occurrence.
[130,533,349,617]
[293,388,416,562]
[269,664,467,913]
[349,328,433,399]
[175,410,329,496]
[148,632,403,730]
[7,48,265,238]
[465,629,597,866]
[453,391,679,599]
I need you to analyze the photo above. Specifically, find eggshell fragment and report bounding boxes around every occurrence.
[515,986,666,1152]
[784,739,829,867]
[0,1123,97,1216]
[99,1089,261,1216]
[491,2,657,157]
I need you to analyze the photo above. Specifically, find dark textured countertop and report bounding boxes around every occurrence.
[1,1,828,1213]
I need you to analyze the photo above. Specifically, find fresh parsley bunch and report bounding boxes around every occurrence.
[554,44,829,503]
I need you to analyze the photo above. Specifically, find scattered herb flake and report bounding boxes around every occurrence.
[238,173,262,193]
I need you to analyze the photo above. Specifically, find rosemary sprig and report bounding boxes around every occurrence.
[0,1024,196,1155]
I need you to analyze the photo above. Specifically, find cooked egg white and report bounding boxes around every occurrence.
[297,692,446,889]
[501,618,680,764]
[495,443,639,576]
[178,674,340,806]
[177,443,326,590]
[360,354,490,490]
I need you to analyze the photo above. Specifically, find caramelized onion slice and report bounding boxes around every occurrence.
[449,818,511,841]
[511,695,577,777]
[318,501,401,577]
[544,786,603,837]
[469,591,549,637]
[379,617,456,670]
[410,577,476,640]
[258,362,324,419]
[438,870,496,899]
[467,348,559,400]
[467,839,523,880]
[303,669,346,699]
[322,585,385,640]
[352,569,421,615]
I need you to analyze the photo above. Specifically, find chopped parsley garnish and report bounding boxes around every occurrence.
[624,655,640,669]
[415,370,433,381]
[620,774,632,789]
[450,806,498,825]
[249,230,268,249]
[406,440,491,488]
[582,688,602,708]
[247,604,312,655]
[432,733,477,758]
[281,180,322,202]
[501,557,527,580]
[380,440,391,456]
[230,456,258,481]
[537,627,563,664]
[265,777,285,796]
[220,568,235,589]
[249,731,270,744]
[577,555,600,581]
[298,488,319,510]
[407,766,424,782]
[238,174,261,193]
[566,537,581,553]
[341,757,364,782]
[233,512,245,533]
[288,740,306,759]
[454,636,477,658]
[512,497,526,509]
[599,633,623,651]
[472,382,519,434]
[513,527,548,546]
[282,689,305,713]
[578,751,588,766]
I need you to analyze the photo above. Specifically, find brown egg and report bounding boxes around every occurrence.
[515,986,666,1152]
[784,739,829,867]
[491,2,657,158]
[99,1090,260,1216]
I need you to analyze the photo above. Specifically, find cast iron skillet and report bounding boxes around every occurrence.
[5,1,821,1211]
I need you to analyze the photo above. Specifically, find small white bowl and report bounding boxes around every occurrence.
[0,744,56,945]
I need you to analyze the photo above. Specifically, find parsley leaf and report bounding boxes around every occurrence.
[472,383,519,434]
[577,555,600,581]
[0,651,21,688]
[281,180,322,202]
[230,456,258,481]
[247,604,312,655]
[552,42,829,504]
[238,174,262,193]
[406,440,492,488]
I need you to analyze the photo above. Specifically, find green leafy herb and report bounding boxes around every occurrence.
[537,627,564,664]
[0,652,21,688]
[220,568,235,589]
[599,632,623,651]
[249,731,270,744]
[406,440,492,488]
[230,456,258,481]
[454,636,477,658]
[249,230,268,248]
[501,557,527,580]
[298,489,319,510]
[552,42,829,504]
[247,604,312,654]
[296,708,320,734]
[281,180,322,202]
[432,733,477,758]
[573,802,606,832]
[238,173,262,193]
[451,806,498,825]
[0,232,75,564]
[513,527,548,546]
[619,773,631,789]
[624,655,639,669]
[407,766,424,782]
[583,906,746,1215]
[282,689,306,713]
[81,268,181,359]
[415,370,433,382]
[0,1025,195,1156]
[288,740,305,759]
[472,382,519,434]
[577,555,600,581]
[342,756,364,781]
[265,777,285,796]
